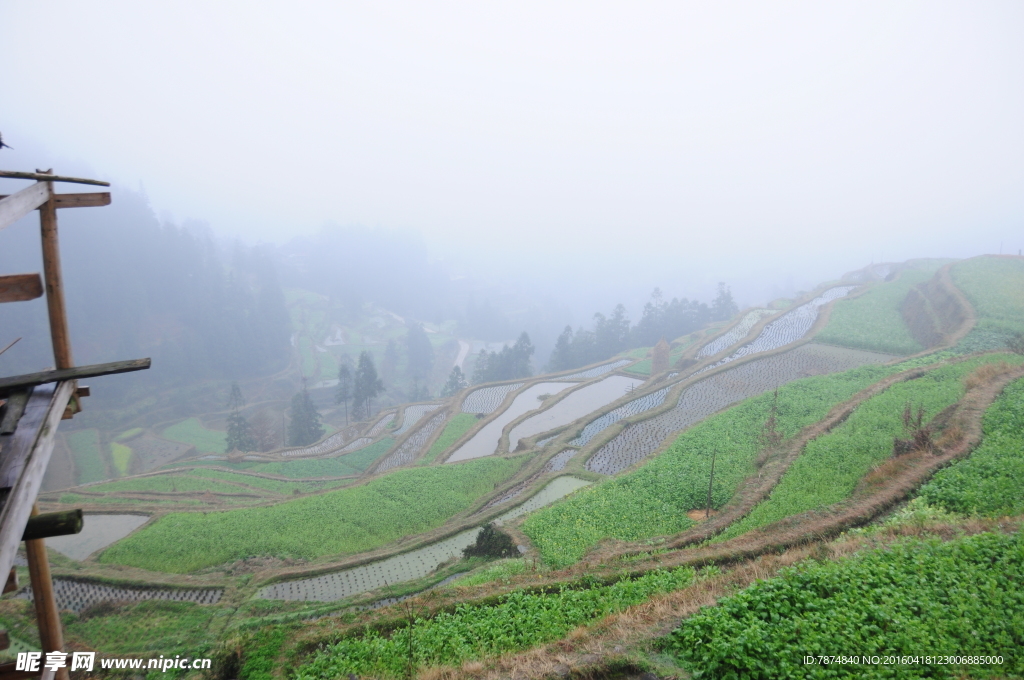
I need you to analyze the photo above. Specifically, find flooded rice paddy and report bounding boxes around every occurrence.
[569,384,672,447]
[46,514,150,561]
[257,476,591,602]
[561,359,633,380]
[508,375,646,450]
[375,411,448,472]
[447,383,575,462]
[18,579,222,614]
[696,309,777,358]
[585,343,893,475]
[461,383,524,414]
[393,404,442,436]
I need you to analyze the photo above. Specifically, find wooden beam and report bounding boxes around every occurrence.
[0,274,43,303]
[0,170,109,187]
[0,661,42,680]
[0,183,48,232]
[22,510,83,541]
[38,178,72,371]
[0,382,73,680]
[0,358,151,395]
[0,630,7,651]
[0,193,111,209]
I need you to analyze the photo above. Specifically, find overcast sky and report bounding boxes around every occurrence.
[3,2,1023,306]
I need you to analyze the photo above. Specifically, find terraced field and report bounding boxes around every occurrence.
[461,383,523,414]
[507,375,646,450]
[816,266,940,354]
[161,418,228,454]
[561,359,632,380]
[447,383,574,462]
[525,352,912,567]
[696,309,777,357]
[420,413,478,465]
[257,476,590,602]
[393,404,441,435]
[952,256,1024,337]
[718,354,1021,541]
[919,375,1024,516]
[696,286,857,374]
[569,384,672,448]
[18,579,221,614]
[374,411,448,472]
[366,411,396,436]
[99,457,522,573]
[586,344,893,475]
[46,514,149,560]
[281,429,351,458]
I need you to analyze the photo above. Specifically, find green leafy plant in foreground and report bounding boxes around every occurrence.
[295,567,696,679]
[919,376,1024,516]
[662,530,1024,678]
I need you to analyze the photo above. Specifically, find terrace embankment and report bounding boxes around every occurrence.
[901,262,974,349]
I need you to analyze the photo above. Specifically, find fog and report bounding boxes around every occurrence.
[3,2,1024,381]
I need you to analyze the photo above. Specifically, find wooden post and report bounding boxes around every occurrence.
[25,505,68,680]
[38,175,74,370]
[33,174,71,680]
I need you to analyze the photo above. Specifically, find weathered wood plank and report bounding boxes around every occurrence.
[0,274,43,303]
[0,193,111,209]
[0,170,109,187]
[0,183,48,232]
[38,180,73,371]
[0,382,73,680]
[0,358,151,394]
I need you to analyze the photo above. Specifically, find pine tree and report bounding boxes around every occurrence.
[353,350,385,419]
[335,363,353,425]
[249,410,277,452]
[548,326,576,371]
[711,282,738,321]
[225,382,256,453]
[288,387,325,446]
[440,366,468,397]
[405,321,435,381]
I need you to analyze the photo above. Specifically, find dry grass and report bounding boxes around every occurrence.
[964,361,1013,390]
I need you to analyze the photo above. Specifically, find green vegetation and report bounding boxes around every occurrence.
[161,418,228,454]
[64,600,217,656]
[57,494,204,506]
[188,469,334,495]
[662,530,1024,678]
[110,442,132,476]
[65,429,107,484]
[421,413,477,464]
[114,427,144,441]
[816,267,938,354]
[523,361,921,567]
[83,474,256,495]
[448,558,533,587]
[165,438,393,479]
[919,377,1024,516]
[952,256,1024,339]
[240,627,289,680]
[718,354,1020,541]
[295,567,696,678]
[100,457,523,573]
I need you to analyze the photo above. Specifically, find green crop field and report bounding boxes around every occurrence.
[718,354,1022,541]
[662,530,1024,678]
[64,600,218,656]
[114,427,144,441]
[110,442,132,476]
[421,413,478,464]
[521,359,941,568]
[952,256,1024,337]
[188,469,334,495]
[99,456,524,573]
[83,474,257,496]
[919,376,1024,516]
[65,429,108,484]
[161,418,228,454]
[162,439,391,479]
[295,567,696,678]
[816,266,940,355]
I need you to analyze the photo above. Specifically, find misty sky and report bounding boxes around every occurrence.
[3,2,1023,307]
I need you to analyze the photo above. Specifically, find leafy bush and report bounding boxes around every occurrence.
[462,524,517,558]
[99,457,523,573]
[662,531,1024,678]
[919,377,1024,516]
[295,567,695,678]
